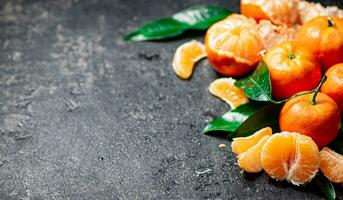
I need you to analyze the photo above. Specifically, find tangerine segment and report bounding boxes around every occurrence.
[231,127,272,155]
[205,14,263,76]
[209,78,249,109]
[237,135,270,173]
[172,40,206,79]
[320,63,343,112]
[319,147,343,184]
[261,132,320,185]
[240,0,298,25]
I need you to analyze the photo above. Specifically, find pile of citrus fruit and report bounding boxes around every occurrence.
[172,0,343,191]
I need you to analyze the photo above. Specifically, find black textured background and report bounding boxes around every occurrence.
[0,0,342,199]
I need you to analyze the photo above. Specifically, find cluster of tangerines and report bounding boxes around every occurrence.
[173,0,343,185]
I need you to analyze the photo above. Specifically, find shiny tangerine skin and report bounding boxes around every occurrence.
[296,16,343,72]
[205,14,263,76]
[263,41,322,100]
[279,92,341,148]
[320,63,343,111]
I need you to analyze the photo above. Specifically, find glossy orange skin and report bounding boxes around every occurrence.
[263,41,322,100]
[321,63,343,111]
[204,52,257,76]
[279,92,341,148]
[296,16,343,72]
[241,3,269,22]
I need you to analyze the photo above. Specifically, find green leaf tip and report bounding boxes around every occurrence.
[123,5,232,41]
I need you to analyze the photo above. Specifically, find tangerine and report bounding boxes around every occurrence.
[263,41,322,100]
[296,16,343,72]
[320,63,343,111]
[240,0,299,26]
[279,92,341,148]
[205,14,263,76]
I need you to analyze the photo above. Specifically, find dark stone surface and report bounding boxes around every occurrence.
[0,0,342,199]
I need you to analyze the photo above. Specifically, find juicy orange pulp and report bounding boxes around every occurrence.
[172,40,206,79]
[209,78,249,109]
[261,132,320,185]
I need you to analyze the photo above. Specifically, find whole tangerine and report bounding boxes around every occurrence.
[296,16,343,72]
[320,63,343,111]
[205,14,263,76]
[263,41,322,100]
[279,91,341,148]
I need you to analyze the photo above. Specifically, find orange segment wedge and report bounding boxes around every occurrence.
[237,135,270,173]
[172,40,206,79]
[231,127,272,155]
[319,147,343,184]
[261,132,320,185]
[209,78,249,109]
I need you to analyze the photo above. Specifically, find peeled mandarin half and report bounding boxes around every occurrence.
[205,14,263,76]
[237,135,270,173]
[209,78,249,109]
[261,132,320,185]
[319,147,343,184]
[172,40,206,79]
[231,127,272,155]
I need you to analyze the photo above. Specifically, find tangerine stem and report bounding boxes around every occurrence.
[288,53,296,59]
[328,17,335,27]
[311,75,327,105]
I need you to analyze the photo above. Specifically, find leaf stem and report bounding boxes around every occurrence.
[311,75,327,105]
[269,75,327,105]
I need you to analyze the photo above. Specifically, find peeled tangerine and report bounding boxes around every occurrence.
[319,147,343,184]
[231,127,272,173]
[261,132,320,185]
[172,40,206,79]
[209,78,249,109]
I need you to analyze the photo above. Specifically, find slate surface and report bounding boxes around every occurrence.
[0,0,342,199]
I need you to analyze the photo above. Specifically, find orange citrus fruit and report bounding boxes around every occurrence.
[295,16,343,72]
[237,135,270,173]
[261,132,320,185]
[279,92,341,148]
[240,0,299,26]
[205,14,263,76]
[231,127,272,155]
[320,63,343,111]
[319,147,343,184]
[172,40,206,79]
[209,78,249,109]
[263,41,322,100]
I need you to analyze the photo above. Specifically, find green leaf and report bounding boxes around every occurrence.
[235,62,273,102]
[172,5,231,30]
[314,173,336,200]
[123,18,188,41]
[203,102,282,138]
[124,5,232,41]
